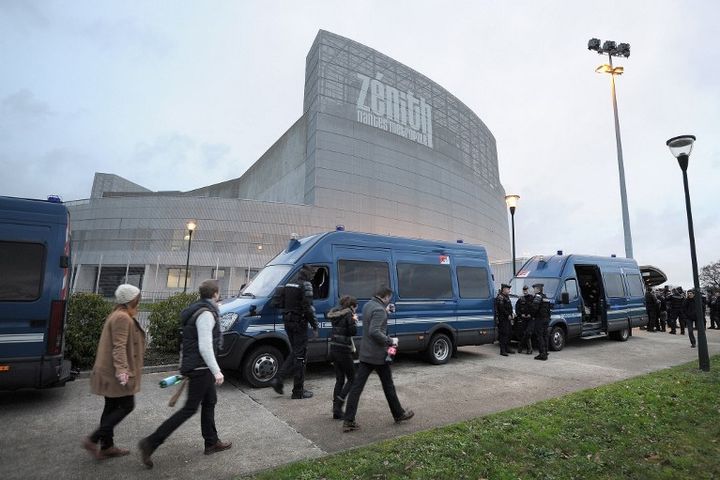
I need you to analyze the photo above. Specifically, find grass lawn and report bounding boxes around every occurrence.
[247,355,720,480]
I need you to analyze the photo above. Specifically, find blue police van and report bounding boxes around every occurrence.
[0,196,74,390]
[217,230,497,387]
[510,253,655,351]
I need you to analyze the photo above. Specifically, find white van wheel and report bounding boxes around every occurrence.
[425,333,452,365]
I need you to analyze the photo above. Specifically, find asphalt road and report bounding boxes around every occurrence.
[1,328,718,479]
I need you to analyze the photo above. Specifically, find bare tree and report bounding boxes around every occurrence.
[700,259,720,291]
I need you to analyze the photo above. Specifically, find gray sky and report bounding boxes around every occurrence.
[1,0,718,287]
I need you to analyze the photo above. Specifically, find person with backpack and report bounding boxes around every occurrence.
[326,295,358,419]
[138,280,231,469]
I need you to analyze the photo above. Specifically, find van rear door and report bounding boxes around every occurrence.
[0,232,51,360]
[602,270,629,331]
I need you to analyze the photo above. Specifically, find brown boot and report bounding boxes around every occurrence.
[96,446,130,460]
[204,440,232,455]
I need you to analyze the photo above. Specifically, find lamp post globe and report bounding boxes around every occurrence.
[505,194,520,276]
[666,135,709,372]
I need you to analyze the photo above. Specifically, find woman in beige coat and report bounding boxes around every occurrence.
[83,284,146,460]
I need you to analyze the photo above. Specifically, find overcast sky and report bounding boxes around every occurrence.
[1,0,718,287]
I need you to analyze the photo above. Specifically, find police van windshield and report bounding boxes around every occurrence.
[510,278,560,298]
[241,265,292,298]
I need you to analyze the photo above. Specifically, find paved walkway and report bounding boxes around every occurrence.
[1,328,718,479]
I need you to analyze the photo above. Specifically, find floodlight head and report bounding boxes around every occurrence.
[588,38,601,51]
[617,43,631,58]
[602,40,617,53]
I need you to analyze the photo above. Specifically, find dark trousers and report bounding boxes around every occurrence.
[521,318,535,352]
[534,321,549,356]
[331,349,355,414]
[659,311,667,331]
[647,312,659,332]
[344,361,404,422]
[498,318,512,353]
[667,310,681,333]
[90,395,135,449]
[686,316,697,347]
[711,314,719,329]
[147,369,218,449]
[277,326,308,395]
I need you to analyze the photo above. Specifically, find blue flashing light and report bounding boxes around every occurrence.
[557,250,563,256]
[47,195,63,203]
[336,225,345,231]
[456,239,464,243]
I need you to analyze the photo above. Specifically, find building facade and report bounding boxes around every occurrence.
[68,30,511,298]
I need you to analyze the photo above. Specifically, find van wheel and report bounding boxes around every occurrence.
[425,333,452,365]
[611,325,630,342]
[242,345,284,388]
[549,325,565,351]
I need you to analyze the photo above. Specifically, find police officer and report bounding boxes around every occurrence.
[515,285,535,354]
[495,283,514,356]
[644,286,660,332]
[270,265,318,399]
[666,287,685,335]
[532,283,551,361]
[658,286,669,332]
[710,290,720,330]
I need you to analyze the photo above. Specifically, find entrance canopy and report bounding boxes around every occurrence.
[640,265,667,287]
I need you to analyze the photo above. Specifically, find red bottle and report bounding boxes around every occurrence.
[385,344,397,363]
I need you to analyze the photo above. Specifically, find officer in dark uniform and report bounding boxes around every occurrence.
[270,265,318,399]
[495,283,514,356]
[515,285,535,354]
[709,290,720,329]
[658,287,669,332]
[667,287,685,335]
[644,287,660,332]
[532,283,551,361]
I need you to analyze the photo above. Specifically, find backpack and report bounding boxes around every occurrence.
[270,285,285,309]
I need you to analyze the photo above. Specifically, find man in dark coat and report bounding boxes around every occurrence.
[666,288,685,335]
[683,289,703,348]
[495,283,515,356]
[342,287,413,432]
[710,291,720,330]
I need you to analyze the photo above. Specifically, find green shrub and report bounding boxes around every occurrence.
[148,292,199,354]
[65,292,113,369]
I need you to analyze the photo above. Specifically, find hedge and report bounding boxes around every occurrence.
[65,292,113,369]
[147,292,199,354]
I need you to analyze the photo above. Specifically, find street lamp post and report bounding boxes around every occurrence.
[183,220,197,293]
[505,194,520,276]
[666,135,709,372]
[588,38,634,259]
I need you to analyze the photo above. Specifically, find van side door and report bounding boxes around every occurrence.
[333,246,393,351]
[624,271,647,328]
[454,261,494,346]
[603,270,628,332]
[394,251,457,351]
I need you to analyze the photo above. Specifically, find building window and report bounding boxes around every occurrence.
[457,266,490,299]
[397,263,453,299]
[212,268,225,279]
[167,268,191,289]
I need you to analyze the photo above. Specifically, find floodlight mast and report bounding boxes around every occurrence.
[587,37,633,259]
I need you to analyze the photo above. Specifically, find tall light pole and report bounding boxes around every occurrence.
[183,220,197,293]
[588,38,633,259]
[666,135,709,372]
[505,194,520,276]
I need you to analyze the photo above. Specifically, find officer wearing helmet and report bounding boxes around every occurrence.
[494,283,514,356]
[531,283,551,361]
[270,265,318,399]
